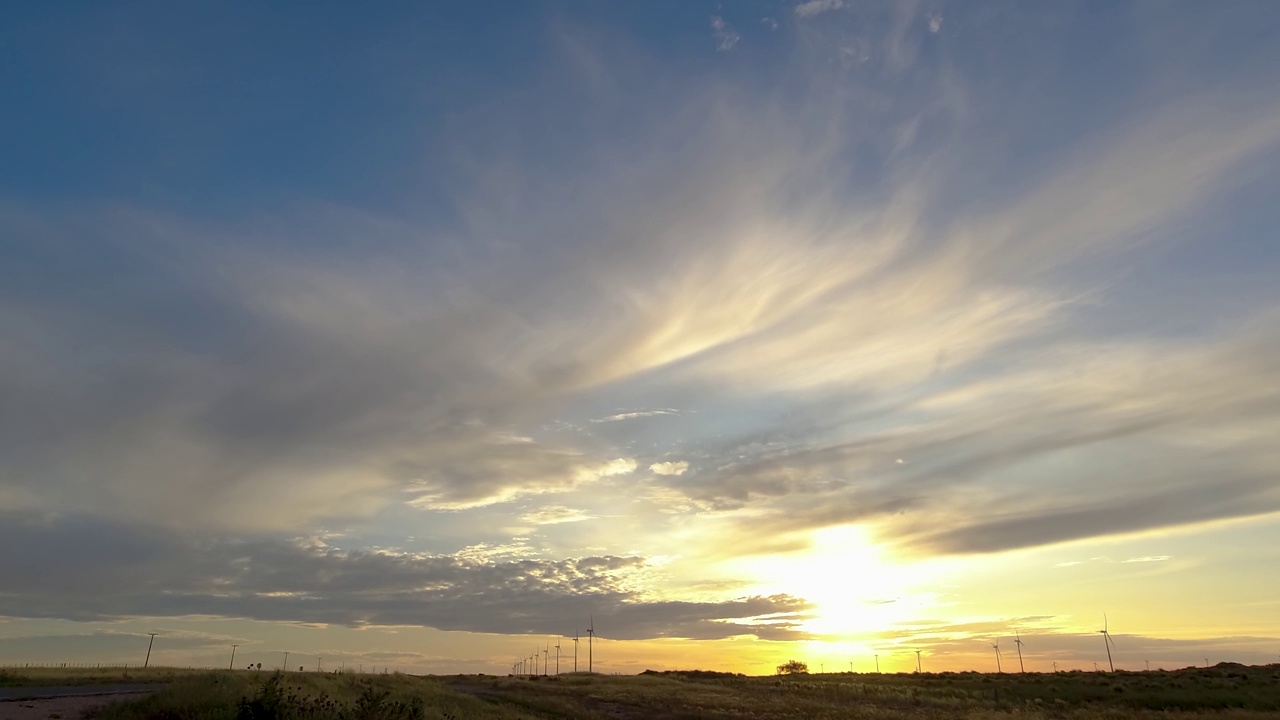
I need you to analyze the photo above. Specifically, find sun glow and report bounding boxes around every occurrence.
[733,525,942,642]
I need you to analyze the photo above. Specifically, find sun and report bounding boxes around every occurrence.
[731,524,937,640]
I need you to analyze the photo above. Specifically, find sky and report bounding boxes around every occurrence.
[2,0,1280,676]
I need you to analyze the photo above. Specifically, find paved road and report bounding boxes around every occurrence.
[0,684,158,701]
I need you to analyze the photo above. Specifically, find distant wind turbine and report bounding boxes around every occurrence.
[587,615,595,673]
[543,644,549,676]
[573,632,580,672]
[1099,614,1117,673]
[992,640,1003,673]
[1014,631,1026,673]
[555,640,561,675]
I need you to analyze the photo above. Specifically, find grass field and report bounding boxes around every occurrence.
[0,665,210,688]
[3,664,1277,719]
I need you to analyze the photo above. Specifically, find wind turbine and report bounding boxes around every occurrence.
[587,615,595,673]
[555,640,561,675]
[543,644,549,676]
[992,640,1003,673]
[1099,614,1116,673]
[1014,631,1027,673]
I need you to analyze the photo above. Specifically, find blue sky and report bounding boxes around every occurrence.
[3,1,1280,674]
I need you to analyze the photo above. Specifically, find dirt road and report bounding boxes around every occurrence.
[0,685,156,720]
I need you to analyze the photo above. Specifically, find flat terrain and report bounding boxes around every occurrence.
[2,664,1278,719]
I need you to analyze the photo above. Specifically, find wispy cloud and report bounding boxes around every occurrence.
[650,461,689,476]
[591,409,680,423]
[519,505,595,525]
[794,0,843,19]
[710,16,740,51]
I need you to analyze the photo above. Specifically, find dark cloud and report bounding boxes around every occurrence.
[900,475,1280,555]
[0,513,811,641]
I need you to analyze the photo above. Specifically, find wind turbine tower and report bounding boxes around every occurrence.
[1014,631,1027,673]
[588,616,595,673]
[992,640,1003,673]
[555,640,561,675]
[573,632,580,672]
[543,644,549,676]
[1099,614,1116,673]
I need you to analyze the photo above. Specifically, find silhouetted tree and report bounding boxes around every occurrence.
[776,660,809,675]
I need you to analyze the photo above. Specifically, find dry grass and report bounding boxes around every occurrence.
[10,664,1277,719]
[0,665,209,687]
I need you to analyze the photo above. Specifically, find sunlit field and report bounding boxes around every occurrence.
[9,664,1271,719]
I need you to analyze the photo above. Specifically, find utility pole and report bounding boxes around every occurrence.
[317,658,322,672]
[229,645,238,670]
[915,650,922,673]
[283,652,290,671]
[875,654,880,673]
[144,633,158,668]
